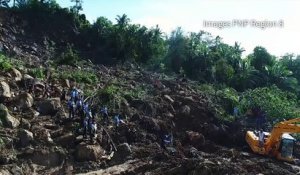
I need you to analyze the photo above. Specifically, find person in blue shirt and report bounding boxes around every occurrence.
[70,87,79,102]
[83,102,89,117]
[100,106,109,125]
[67,99,76,118]
[89,119,97,142]
[114,114,126,127]
[233,106,239,120]
[162,133,173,149]
[83,116,89,139]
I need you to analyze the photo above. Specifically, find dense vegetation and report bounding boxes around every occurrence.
[1,0,300,120]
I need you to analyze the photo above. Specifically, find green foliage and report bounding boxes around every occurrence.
[70,0,83,14]
[250,46,274,72]
[195,84,239,121]
[28,67,45,79]
[99,85,118,102]
[238,86,300,120]
[123,85,147,100]
[0,54,13,71]
[60,70,98,85]
[57,46,80,66]
[215,59,234,83]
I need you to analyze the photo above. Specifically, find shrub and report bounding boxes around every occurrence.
[0,54,12,71]
[28,67,45,79]
[100,85,118,102]
[60,70,98,85]
[238,85,300,120]
[56,46,80,66]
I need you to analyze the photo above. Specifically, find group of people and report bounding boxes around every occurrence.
[64,87,128,142]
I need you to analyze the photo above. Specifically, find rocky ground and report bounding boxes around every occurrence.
[0,63,300,175]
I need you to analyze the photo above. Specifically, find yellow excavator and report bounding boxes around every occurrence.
[246,117,300,162]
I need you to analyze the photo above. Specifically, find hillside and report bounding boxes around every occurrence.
[0,4,300,175]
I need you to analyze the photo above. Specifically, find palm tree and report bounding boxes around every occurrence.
[116,14,130,29]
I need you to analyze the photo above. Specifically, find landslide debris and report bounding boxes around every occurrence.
[0,63,298,175]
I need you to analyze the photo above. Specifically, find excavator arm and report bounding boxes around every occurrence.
[265,118,300,156]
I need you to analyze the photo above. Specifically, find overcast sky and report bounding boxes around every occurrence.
[58,0,300,57]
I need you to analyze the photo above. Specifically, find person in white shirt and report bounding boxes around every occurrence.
[258,129,265,147]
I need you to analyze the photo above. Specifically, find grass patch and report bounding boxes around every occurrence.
[60,70,98,85]
[28,67,45,79]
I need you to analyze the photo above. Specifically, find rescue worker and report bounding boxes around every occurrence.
[61,88,66,101]
[70,87,79,102]
[162,133,173,149]
[233,106,239,120]
[67,99,76,118]
[76,98,83,113]
[101,106,109,125]
[255,107,264,130]
[83,116,89,139]
[114,114,125,127]
[83,102,89,117]
[114,114,121,127]
[258,129,265,148]
[90,119,97,143]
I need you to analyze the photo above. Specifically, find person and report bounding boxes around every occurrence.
[76,98,83,113]
[233,106,239,120]
[61,88,66,101]
[70,88,78,102]
[67,99,76,118]
[83,116,89,139]
[78,105,85,128]
[90,119,97,142]
[114,114,125,127]
[101,106,109,125]
[87,109,93,119]
[83,102,89,117]
[258,129,265,148]
[114,114,120,127]
[255,107,263,130]
[162,133,173,149]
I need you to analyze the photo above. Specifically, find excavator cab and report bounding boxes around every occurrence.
[278,134,295,161]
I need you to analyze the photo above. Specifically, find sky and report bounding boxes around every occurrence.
[57,0,300,57]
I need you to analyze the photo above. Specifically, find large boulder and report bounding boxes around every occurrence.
[20,118,31,129]
[184,131,205,148]
[0,104,20,128]
[28,148,65,167]
[62,79,70,88]
[54,133,75,148]
[0,81,11,98]
[15,93,34,109]
[32,126,53,143]
[75,144,105,161]
[18,129,34,147]
[0,169,11,175]
[11,68,22,81]
[164,95,174,103]
[179,105,191,116]
[22,74,34,85]
[140,116,167,134]
[37,98,61,115]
